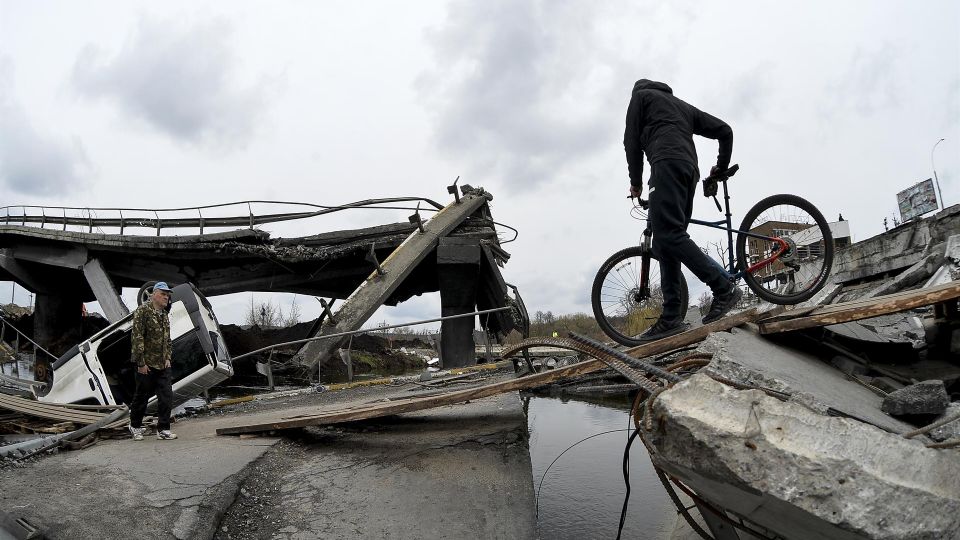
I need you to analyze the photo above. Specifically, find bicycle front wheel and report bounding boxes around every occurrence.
[591,246,688,347]
[735,194,834,304]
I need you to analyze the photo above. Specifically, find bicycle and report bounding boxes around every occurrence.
[591,164,834,346]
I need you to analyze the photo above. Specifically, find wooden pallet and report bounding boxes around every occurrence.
[758,281,960,334]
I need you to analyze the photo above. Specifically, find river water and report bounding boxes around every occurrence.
[525,394,677,540]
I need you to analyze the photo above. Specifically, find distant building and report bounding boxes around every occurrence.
[745,220,851,284]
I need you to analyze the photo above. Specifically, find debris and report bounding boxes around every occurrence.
[881,380,950,416]
[649,374,960,540]
[208,396,256,409]
[759,281,960,334]
[928,403,960,442]
[829,355,869,377]
[215,309,764,435]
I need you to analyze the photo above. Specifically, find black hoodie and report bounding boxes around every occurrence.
[623,79,733,187]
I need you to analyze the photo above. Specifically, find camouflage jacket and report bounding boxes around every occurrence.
[131,303,171,370]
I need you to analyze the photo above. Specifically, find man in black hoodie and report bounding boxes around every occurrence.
[624,79,742,341]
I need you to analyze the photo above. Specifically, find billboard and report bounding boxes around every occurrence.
[897,178,938,222]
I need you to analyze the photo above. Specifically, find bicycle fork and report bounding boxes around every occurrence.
[638,227,652,299]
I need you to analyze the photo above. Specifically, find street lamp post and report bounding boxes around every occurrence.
[932,138,945,209]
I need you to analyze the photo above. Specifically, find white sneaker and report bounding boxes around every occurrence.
[129,425,144,441]
[157,430,178,440]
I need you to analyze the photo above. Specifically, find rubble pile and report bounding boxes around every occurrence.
[650,374,960,540]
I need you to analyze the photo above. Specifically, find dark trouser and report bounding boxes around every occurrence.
[648,159,731,320]
[130,367,173,431]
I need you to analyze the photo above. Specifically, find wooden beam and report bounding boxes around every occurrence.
[293,191,493,371]
[216,308,762,435]
[758,281,960,334]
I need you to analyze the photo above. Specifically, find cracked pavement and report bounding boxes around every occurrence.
[0,414,278,540]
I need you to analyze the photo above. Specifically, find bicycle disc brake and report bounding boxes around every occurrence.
[776,237,801,270]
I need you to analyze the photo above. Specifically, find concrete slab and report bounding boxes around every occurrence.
[2,379,537,540]
[650,374,960,540]
[0,415,279,540]
[701,328,916,435]
[214,392,537,540]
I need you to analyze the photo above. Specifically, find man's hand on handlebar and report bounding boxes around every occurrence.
[629,184,642,199]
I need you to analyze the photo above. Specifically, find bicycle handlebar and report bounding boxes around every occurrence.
[628,163,738,211]
[628,196,650,210]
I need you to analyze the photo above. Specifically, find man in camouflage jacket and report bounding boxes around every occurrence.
[128,281,177,440]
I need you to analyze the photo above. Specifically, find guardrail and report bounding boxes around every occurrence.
[0,198,445,236]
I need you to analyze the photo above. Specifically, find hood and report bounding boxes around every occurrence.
[633,79,673,94]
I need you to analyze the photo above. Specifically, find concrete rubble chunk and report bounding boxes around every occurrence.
[650,374,960,540]
[929,402,960,443]
[881,380,950,416]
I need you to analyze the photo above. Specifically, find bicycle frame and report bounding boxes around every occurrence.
[642,178,789,285]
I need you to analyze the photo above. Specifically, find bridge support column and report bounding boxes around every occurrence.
[437,238,480,369]
[34,293,82,359]
[82,258,129,323]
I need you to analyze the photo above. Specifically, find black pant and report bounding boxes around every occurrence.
[130,367,173,431]
[648,159,730,320]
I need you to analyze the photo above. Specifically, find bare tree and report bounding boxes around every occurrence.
[283,297,302,326]
[697,290,712,316]
[245,298,283,328]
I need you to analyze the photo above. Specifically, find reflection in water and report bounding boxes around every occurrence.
[525,394,675,540]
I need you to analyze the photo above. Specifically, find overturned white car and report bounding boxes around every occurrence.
[35,283,232,408]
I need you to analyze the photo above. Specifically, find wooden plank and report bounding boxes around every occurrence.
[0,394,107,424]
[294,191,493,371]
[759,281,960,334]
[217,308,762,435]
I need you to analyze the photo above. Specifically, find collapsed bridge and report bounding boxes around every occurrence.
[0,185,527,375]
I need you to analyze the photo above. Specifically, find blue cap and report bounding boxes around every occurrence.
[153,282,173,292]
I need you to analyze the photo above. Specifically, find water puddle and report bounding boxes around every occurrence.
[525,394,676,540]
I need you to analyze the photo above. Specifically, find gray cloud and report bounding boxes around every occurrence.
[723,63,776,122]
[827,45,901,116]
[418,1,702,192]
[0,58,90,197]
[418,2,624,191]
[72,16,266,147]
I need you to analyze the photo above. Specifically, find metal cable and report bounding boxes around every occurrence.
[231,306,512,362]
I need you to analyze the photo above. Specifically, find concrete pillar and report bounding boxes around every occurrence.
[33,293,83,371]
[82,258,129,323]
[437,238,480,369]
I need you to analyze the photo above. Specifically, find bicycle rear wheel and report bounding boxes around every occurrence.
[591,246,688,347]
[735,194,834,304]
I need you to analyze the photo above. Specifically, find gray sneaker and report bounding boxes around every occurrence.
[157,430,178,440]
[129,425,144,441]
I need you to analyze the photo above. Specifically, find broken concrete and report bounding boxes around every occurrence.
[1,378,538,539]
[650,374,960,540]
[214,392,536,540]
[0,416,279,540]
[700,329,915,434]
[929,403,960,442]
[881,380,950,416]
[831,204,960,283]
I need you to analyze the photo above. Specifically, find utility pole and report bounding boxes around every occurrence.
[932,138,946,209]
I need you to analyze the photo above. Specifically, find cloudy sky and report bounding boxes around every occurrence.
[1,1,958,329]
